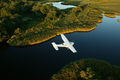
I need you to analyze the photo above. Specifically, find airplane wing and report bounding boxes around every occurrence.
[61,34,69,44]
[61,34,77,53]
[68,45,77,53]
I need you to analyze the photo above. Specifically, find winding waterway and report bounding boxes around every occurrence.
[0,2,120,80]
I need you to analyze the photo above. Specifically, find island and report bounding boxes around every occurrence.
[51,59,120,80]
[117,19,120,22]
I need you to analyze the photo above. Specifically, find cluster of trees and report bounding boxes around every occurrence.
[0,0,34,42]
[7,2,104,46]
[51,59,120,80]
[1,0,120,46]
[0,0,61,44]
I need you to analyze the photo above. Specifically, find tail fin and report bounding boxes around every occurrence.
[52,42,59,50]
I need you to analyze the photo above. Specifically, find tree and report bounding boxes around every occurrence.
[51,59,120,80]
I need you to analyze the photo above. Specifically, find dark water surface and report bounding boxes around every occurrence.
[0,16,120,80]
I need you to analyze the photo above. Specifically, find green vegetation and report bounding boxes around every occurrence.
[51,59,120,80]
[0,0,120,46]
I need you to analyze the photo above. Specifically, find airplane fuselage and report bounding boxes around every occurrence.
[56,42,74,47]
[51,34,77,53]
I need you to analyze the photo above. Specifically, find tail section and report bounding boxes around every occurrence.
[52,42,59,50]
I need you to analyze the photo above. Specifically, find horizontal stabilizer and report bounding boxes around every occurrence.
[52,42,59,50]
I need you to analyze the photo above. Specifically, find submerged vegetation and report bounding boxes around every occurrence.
[117,19,120,22]
[51,59,120,80]
[0,0,120,46]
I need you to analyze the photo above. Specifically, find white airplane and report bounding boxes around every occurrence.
[52,34,77,53]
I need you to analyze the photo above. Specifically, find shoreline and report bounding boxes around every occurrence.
[29,27,96,45]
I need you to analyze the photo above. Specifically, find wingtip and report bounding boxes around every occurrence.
[73,51,77,53]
